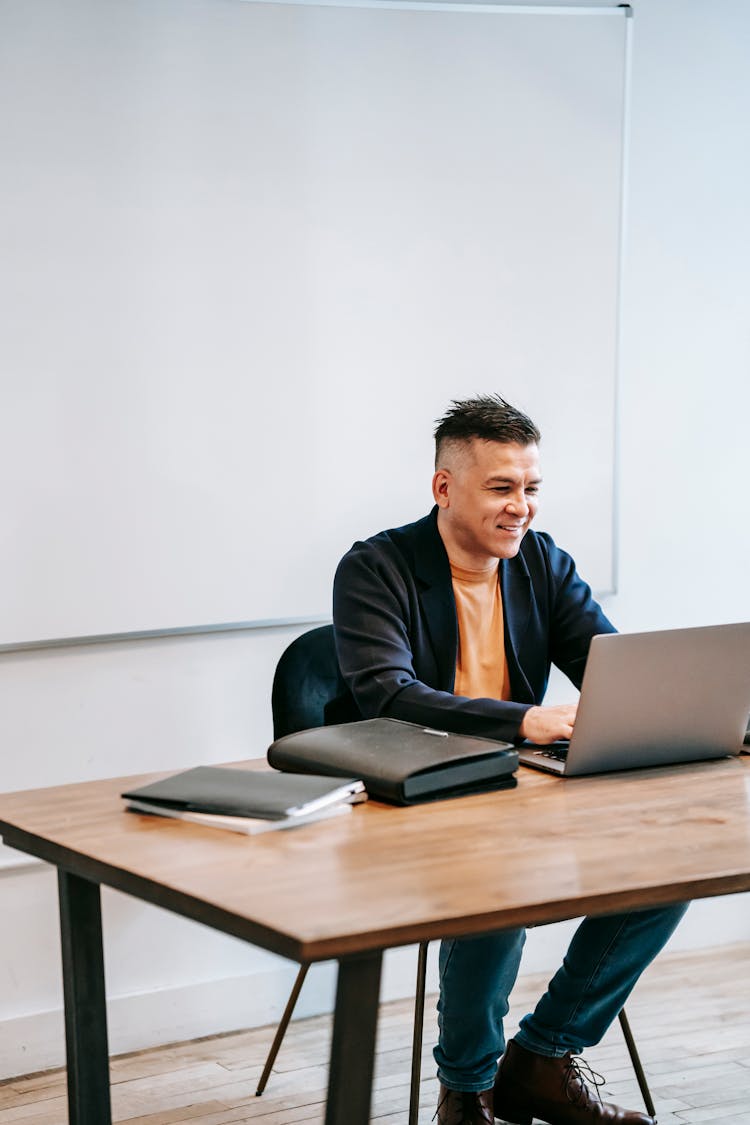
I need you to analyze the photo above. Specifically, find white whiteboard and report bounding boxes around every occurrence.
[0,0,627,645]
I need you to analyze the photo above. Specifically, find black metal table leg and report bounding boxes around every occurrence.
[58,869,112,1125]
[409,941,429,1125]
[325,950,383,1125]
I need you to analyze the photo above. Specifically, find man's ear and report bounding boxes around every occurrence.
[432,469,451,508]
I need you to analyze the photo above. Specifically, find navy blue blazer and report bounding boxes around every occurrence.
[332,508,615,743]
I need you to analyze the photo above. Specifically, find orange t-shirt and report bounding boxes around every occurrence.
[450,562,511,701]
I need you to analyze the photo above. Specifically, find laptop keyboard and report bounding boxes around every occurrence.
[537,742,570,762]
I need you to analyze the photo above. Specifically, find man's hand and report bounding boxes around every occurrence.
[519,703,578,744]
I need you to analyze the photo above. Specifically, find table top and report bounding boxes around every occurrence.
[1,757,749,962]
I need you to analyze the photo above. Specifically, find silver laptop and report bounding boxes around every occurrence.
[519,622,750,776]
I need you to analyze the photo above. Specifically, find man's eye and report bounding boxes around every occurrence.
[526,487,539,495]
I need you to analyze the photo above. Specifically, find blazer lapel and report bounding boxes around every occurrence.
[500,554,535,703]
[412,511,458,692]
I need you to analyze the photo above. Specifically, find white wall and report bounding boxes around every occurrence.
[1,0,749,1080]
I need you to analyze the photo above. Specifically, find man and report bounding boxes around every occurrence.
[332,396,686,1125]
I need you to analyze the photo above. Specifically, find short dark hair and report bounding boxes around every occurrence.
[434,395,541,466]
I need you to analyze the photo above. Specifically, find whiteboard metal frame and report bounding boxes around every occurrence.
[0,616,331,653]
[245,2,625,13]
[610,4,634,597]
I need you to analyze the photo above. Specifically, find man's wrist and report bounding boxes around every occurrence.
[518,706,538,739]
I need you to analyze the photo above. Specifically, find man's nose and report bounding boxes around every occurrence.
[506,492,529,517]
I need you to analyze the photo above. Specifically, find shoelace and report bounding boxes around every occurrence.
[433,1088,493,1124]
[563,1053,606,1109]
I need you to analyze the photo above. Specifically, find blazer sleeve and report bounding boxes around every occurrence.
[540,533,617,688]
[333,538,532,742]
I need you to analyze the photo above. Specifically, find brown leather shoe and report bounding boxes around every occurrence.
[493,1039,656,1125]
[436,1082,495,1124]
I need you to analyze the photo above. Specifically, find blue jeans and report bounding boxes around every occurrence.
[434,902,688,1092]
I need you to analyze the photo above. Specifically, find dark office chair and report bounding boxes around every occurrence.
[257,625,656,1122]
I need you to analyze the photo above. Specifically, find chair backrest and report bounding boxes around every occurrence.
[271,624,345,739]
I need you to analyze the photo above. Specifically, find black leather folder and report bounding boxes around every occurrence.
[267,717,518,805]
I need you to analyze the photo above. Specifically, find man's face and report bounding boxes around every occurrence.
[432,439,541,566]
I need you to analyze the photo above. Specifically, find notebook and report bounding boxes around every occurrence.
[267,717,518,804]
[518,622,750,777]
[123,797,355,835]
[122,766,365,821]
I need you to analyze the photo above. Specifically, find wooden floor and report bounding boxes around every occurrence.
[2,943,750,1125]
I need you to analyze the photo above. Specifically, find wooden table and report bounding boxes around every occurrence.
[1,756,749,1125]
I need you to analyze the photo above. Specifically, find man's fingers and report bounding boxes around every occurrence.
[519,703,578,744]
